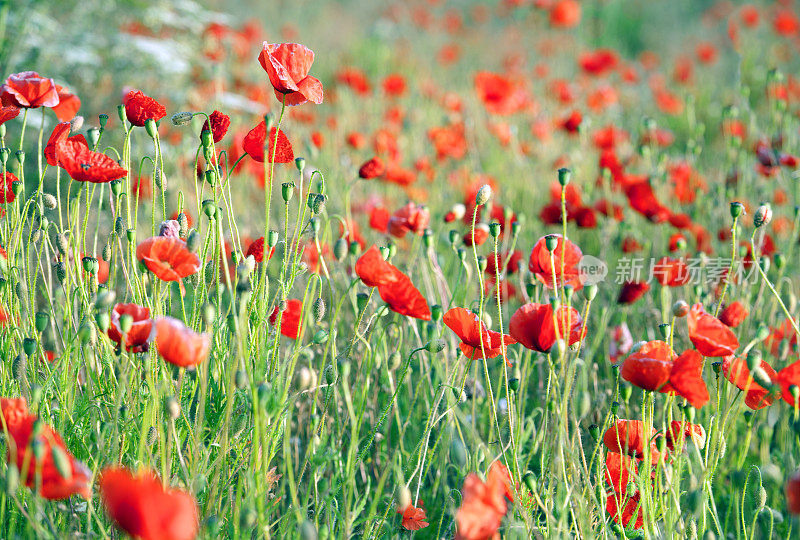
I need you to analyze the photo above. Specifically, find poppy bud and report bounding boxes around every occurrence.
[790,385,800,404]
[508,377,520,392]
[295,157,306,171]
[203,169,216,187]
[310,217,321,236]
[448,230,459,246]
[87,127,100,148]
[42,192,57,210]
[5,461,18,494]
[266,230,279,248]
[475,184,492,206]
[54,261,66,283]
[564,285,574,303]
[171,111,192,126]
[299,521,318,540]
[449,438,467,468]
[672,300,690,317]
[685,405,696,423]
[427,339,446,353]
[753,204,772,227]
[477,256,487,273]
[200,129,213,149]
[144,118,158,138]
[164,396,180,420]
[81,256,94,274]
[34,312,49,333]
[203,303,215,326]
[457,248,467,264]
[333,238,348,261]
[78,323,95,344]
[311,297,325,322]
[774,253,785,270]
[522,471,537,494]
[0,147,8,165]
[312,330,328,344]
[15,150,24,166]
[117,104,126,123]
[388,351,402,370]
[11,179,23,197]
[233,369,248,390]
[349,241,360,256]
[730,202,745,219]
[621,384,632,402]
[95,312,110,332]
[281,182,295,202]
[545,234,558,252]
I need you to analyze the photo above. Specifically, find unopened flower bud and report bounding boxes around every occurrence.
[753,204,772,227]
[730,201,745,219]
[171,112,193,126]
[475,184,492,206]
[672,300,690,317]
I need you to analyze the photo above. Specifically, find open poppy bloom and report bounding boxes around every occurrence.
[473,71,526,116]
[722,354,777,410]
[605,452,637,494]
[617,280,650,304]
[528,235,584,290]
[0,171,19,203]
[665,420,706,452]
[54,139,127,183]
[1,71,59,108]
[154,317,210,368]
[378,267,431,320]
[244,237,275,263]
[202,110,230,143]
[718,301,748,328]
[687,303,739,357]
[242,121,294,163]
[386,202,430,238]
[454,461,513,540]
[44,122,89,167]
[1,397,91,500]
[258,42,323,106]
[137,237,201,282]
[355,245,397,287]
[98,467,199,540]
[624,179,671,223]
[52,85,80,122]
[443,307,516,363]
[603,420,661,461]
[107,303,154,353]
[606,491,643,530]
[509,302,583,353]
[397,503,429,531]
[358,156,385,179]
[621,343,709,408]
[0,105,20,126]
[124,90,166,127]
[269,298,303,339]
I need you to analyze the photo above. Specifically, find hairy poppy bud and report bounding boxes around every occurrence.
[200,129,213,149]
[388,351,402,370]
[558,167,571,186]
[312,297,325,322]
[312,330,327,344]
[396,485,411,511]
[95,312,110,333]
[730,202,745,219]
[54,261,66,283]
[672,300,690,317]
[427,339,446,353]
[164,396,180,420]
[475,184,492,206]
[202,303,215,326]
[450,438,467,467]
[144,118,158,138]
[171,111,193,126]
[753,204,772,227]
[42,192,57,210]
[184,229,200,252]
[333,238,348,261]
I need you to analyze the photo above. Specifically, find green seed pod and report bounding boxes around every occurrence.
[356,292,369,312]
[348,241,359,256]
[110,178,123,197]
[545,234,558,252]
[281,182,295,202]
[14,152,24,167]
[95,312,110,333]
[774,253,785,270]
[730,201,745,219]
[658,323,671,339]
[621,384,633,402]
[22,337,36,357]
[312,330,328,344]
[202,199,216,218]
[450,438,467,467]
[523,471,537,493]
[333,238,348,261]
[295,157,306,171]
[588,424,600,440]
[430,304,443,322]
[610,401,620,416]
[78,323,96,345]
[126,229,136,243]
[489,222,501,239]
[34,312,49,333]
[557,167,571,186]
[87,127,100,148]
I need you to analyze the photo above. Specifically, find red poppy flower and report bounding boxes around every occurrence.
[474,71,526,116]
[355,245,397,288]
[383,74,407,97]
[358,156,385,179]
[244,237,275,263]
[397,503,428,531]
[0,398,91,499]
[98,467,199,540]
[606,491,643,529]
[51,85,80,122]
[605,452,637,494]
[777,360,800,406]
[0,71,59,108]
[620,341,674,391]
[242,121,294,163]
[617,281,650,304]
[136,237,201,282]
[258,42,323,106]
[624,179,670,222]
[443,307,516,362]
[602,420,656,460]
[378,267,431,320]
[550,0,581,28]
[528,235,584,290]
[269,298,303,339]
[687,303,739,357]
[486,250,523,276]
[454,462,512,540]
[463,224,490,247]
[665,420,706,451]
[123,90,166,127]
[369,206,390,232]
[653,256,691,287]
[387,202,430,238]
[107,303,153,353]
[718,301,748,328]
[509,302,583,353]
[788,471,800,514]
[55,139,127,183]
[560,110,583,133]
[0,171,19,203]
[44,122,89,167]
[0,105,19,126]
[722,354,777,410]
[579,49,619,76]
[154,317,210,368]
[202,110,230,143]
[666,350,710,408]
[336,67,371,95]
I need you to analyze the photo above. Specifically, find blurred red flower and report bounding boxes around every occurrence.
[258,42,323,106]
[107,303,153,353]
[52,85,81,122]
[155,317,210,368]
[528,234,584,290]
[270,298,303,339]
[136,237,201,282]
[722,354,777,410]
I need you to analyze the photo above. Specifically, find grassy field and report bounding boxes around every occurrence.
[1,0,800,538]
